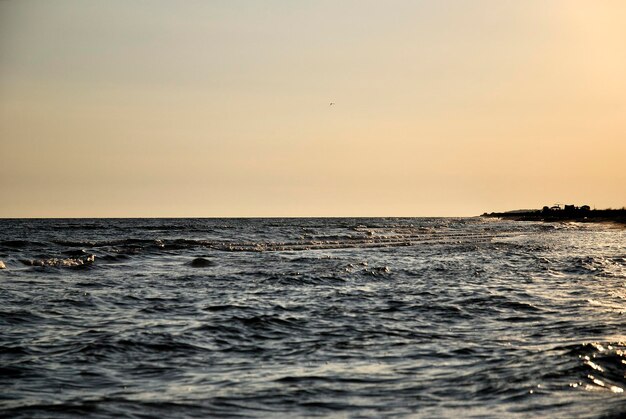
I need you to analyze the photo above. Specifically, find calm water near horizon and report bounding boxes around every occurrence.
[1,217,625,418]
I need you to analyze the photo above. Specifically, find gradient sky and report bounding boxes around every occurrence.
[1,0,625,217]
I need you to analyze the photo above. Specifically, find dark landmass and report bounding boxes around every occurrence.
[482,204,626,225]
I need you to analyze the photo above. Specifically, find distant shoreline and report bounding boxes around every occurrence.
[481,208,626,225]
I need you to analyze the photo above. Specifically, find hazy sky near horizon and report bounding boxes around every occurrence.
[1,0,625,217]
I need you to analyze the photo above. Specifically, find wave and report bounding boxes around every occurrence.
[0,240,46,248]
[565,256,625,277]
[560,342,626,394]
[20,254,96,268]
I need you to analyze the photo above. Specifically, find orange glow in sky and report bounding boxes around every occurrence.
[1,1,624,217]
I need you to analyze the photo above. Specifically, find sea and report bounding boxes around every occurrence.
[0,217,624,418]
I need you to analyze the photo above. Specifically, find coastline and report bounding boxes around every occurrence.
[481,209,626,226]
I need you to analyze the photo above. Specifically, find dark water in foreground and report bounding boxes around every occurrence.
[1,218,625,418]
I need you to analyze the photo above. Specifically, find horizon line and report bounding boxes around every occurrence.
[0,215,481,220]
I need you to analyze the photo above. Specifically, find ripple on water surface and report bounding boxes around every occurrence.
[0,218,625,417]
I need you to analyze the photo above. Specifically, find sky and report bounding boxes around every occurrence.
[1,0,625,217]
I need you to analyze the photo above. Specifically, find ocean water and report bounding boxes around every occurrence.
[0,217,625,418]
